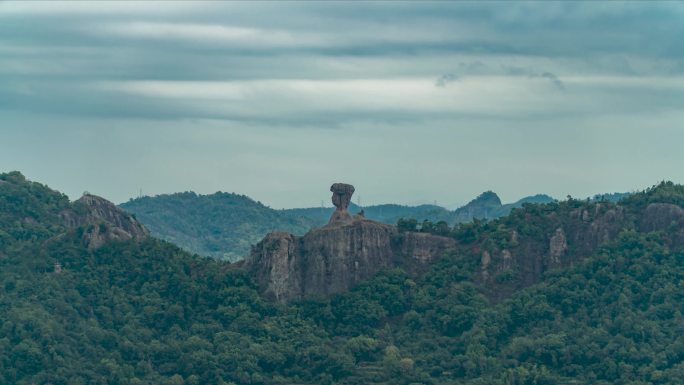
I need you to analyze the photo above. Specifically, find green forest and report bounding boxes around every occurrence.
[121,190,554,262]
[1,171,683,384]
[120,192,316,262]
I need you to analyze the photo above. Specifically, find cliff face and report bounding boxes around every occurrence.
[244,182,458,302]
[474,199,684,300]
[60,194,149,249]
[639,203,684,245]
[244,218,456,303]
[451,191,503,223]
[299,219,396,298]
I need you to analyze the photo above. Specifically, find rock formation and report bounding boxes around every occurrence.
[640,203,684,232]
[60,194,149,249]
[244,184,456,302]
[548,227,567,268]
[640,203,684,247]
[478,202,634,300]
[397,231,458,264]
[328,183,355,225]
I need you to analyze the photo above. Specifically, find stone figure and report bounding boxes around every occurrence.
[330,183,355,212]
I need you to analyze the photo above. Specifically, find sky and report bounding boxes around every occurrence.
[1,1,684,208]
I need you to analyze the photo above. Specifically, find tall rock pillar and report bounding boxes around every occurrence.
[328,183,355,225]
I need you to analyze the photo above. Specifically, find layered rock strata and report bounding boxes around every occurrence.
[244,183,456,302]
[245,218,455,302]
[60,194,149,249]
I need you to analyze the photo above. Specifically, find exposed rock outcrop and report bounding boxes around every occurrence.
[247,232,301,302]
[480,251,491,280]
[548,227,567,268]
[397,231,456,263]
[244,183,456,302]
[479,203,633,300]
[640,203,684,232]
[640,203,684,247]
[328,183,355,225]
[331,183,355,211]
[60,194,148,249]
[245,218,456,302]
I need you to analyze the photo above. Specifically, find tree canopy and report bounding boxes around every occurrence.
[1,173,683,384]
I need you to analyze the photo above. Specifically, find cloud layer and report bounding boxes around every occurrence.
[1,2,683,207]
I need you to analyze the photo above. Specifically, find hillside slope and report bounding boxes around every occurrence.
[122,190,554,261]
[120,192,316,261]
[4,172,682,384]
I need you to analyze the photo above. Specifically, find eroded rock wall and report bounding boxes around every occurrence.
[245,218,455,303]
[60,194,149,249]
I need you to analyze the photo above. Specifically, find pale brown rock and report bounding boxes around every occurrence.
[548,227,567,268]
[481,251,491,280]
[640,203,684,247]
[510,230,519,244]
[640,203,684,232]
[245,219,396,302]
[501,249,513,269]
[60,194,148,249]
[300,219,395,296]
[330,183,355,211]
[245,214,456,303]
[328,183,355,225]
[398,231,456,263]
[246,232,301,302]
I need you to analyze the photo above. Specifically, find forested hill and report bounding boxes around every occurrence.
[120,192,316,261]
[122,190,554,261]
[282,192,555,227]
[2,171,684,384]
[282,202,453,228]
[0,173,684,385]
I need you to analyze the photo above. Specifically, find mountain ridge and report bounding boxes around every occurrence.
[2,171,683,384]
[121,190,556,261]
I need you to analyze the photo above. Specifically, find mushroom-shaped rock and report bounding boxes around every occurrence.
[328,183,355,225]
[244,183,458,303]
[331,183,355,211]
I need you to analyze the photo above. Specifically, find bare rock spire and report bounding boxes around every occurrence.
[331,183,355,211]
[328,183,355,225]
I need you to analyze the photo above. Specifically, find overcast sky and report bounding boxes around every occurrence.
[1,1,683,208]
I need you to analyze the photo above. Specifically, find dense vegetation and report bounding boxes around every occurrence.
[122,190,554,261]
[120,192,316,261]
[2,172,683,384]
[285,192,555,228]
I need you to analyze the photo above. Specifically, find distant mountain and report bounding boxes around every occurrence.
[0,171,147,251]
[591,191,631,202]
[121,191,555,261]
[120,192,316,261]
[452,191,556,222]
[283,202,453,228]
[286,193,555,228]
[121,190,553,261]
[451,191,502,222]
[3,171,684,385]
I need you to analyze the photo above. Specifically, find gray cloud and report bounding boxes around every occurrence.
[1,2,681,125]
[435,74,457,87]
[539,72,565,91]
[1,1,684,206]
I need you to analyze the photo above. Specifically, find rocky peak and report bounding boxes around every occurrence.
[452,191,503,222]
[640,203,684,247]
[60,194,148,249]
[328,183,356,225]
[471,191,502,207]
[244,184,456,303]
